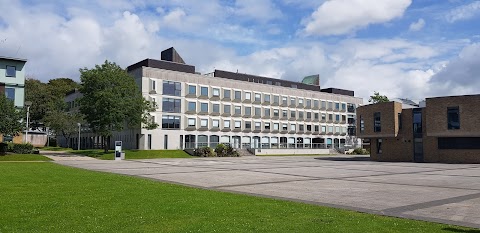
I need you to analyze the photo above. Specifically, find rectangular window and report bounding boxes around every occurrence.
[265,122,271,130]
[224,120,230,128]
[291,110,296,118]
[5,66,16,77]
[335,126,340,133]
[151,80,156,91]
[306,99,311,108]
[264,94,270,103]
[274,95,279,104]
[447,107,460,130]
[290,124,296,131]
[374,112,381,132]
[224,89,231,99]
[282,124,288,130]
[335,114,340,121]
[254,93,261,102]
[245,107,251,116]
[264,108,270,117]
[224,104,231,113]
[299,111,304,119]
[290,97,296,105]
[212,104,220,113]
[255,122,261,130]
[322,126,326,133]
[188,102,196,112]
[235,121,241,128]
[360,116,364,133]
[335,102,340,110]
[413,111,422,134]
[438,137,480,149]
[234,106,241,115]
[321,101,326,109]
[188,118,196,127]
[298,98,304,105]
[321,113,326,121]
[200,103,208,112]
[398,113,402,130]
[5,88,15,101]
[273,123,279,130]
[188,85,196,95]
[314,125,319,132]
[377,139,383,154]
[342,115,346,122]
[255,107,261,116]
[163,81,181,96]
[307,112,312,119]
[273,109,279,117]
[162,98,181,113]
[162,115,180,129]
[282,110,287,118]
[200,119,208,127]
[328,114,333,121]
[245,121,251,129]
[282,97,288,105]
[328,126,333,133]
[341,103,346,111]
[299,125,304,131]
[212,119,220,128]
[328,102,332,109]
[234,91,241,100]
[245,92,251,100]
[314,100,319,108]
[212,88,220,97]
[200,87,208,96]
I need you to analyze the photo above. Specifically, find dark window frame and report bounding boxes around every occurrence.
[6,65,16,77]
[447,107,460,130]
[374,112,381,132]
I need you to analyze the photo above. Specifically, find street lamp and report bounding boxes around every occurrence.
[24,101,32,144]
[77,123,81,150]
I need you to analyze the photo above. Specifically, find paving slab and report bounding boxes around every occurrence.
[54,156,480,229]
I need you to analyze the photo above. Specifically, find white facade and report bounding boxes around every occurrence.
[131,66,362,150]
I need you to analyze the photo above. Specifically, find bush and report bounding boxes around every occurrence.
[194,147,215,157]
[215,144,227,157]
[12,143,34,154]
[352,148,369,155]
[225,144,239,157]
[7,142,15,152]
[0,143,7,156]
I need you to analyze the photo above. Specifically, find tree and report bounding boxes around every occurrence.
[79,60,158,152]
[44,110,83,148]
[0,95,24,138]
[368,91,389,104]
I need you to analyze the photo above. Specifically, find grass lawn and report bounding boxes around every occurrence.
[0,154,52,161]
[72,149,192,160]
[256,154,336,156]
[40,146,74,151]
[0,163,476,232]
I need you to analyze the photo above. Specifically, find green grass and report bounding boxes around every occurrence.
[72,149,192,160]
[0,154,52,161]
[0,163,476,232]
[40,146,73,151]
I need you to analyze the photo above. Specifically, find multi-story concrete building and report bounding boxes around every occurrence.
[357,95,480,163]
[0,56,27,143]
[63,48,363,151]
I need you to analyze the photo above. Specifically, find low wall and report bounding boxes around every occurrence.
[254,148,330,155]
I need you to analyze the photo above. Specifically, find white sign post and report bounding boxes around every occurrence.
[114,141,124,160]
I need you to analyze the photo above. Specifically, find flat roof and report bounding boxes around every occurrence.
[0,56,27,62]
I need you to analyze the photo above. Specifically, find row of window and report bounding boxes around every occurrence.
[151,79,357,112]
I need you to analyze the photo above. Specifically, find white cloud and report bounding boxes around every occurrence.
[302,0,412,36]
[428,43,480,97]
[409,18,425,31]
[446,1,480,23]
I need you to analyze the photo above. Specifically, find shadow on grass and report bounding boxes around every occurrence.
[442,228,480,233]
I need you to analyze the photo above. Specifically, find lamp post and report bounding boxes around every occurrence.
[77,123,81,150]
[24,101,32,144]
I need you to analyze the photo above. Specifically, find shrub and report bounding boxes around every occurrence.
[225,144,240,157]
[215,144,227,157]
[195,147,215,157]
[0,143,7,155]
[7,142,15,152]
[12,143,34,154]
[352,148,369,155]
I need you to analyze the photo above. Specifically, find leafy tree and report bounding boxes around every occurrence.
[44,110,83,148]
[0,95,24,138]
[25,77,80,127]
[79,60,157,152]
[368,91,389,104]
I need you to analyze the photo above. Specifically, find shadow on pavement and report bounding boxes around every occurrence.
[314,156,371,162]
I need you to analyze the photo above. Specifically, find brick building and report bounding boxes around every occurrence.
[357,95,480,163]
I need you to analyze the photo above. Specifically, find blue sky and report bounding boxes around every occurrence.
[1,0,480,102]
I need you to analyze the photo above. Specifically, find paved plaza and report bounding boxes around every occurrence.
[54,155,480,229]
